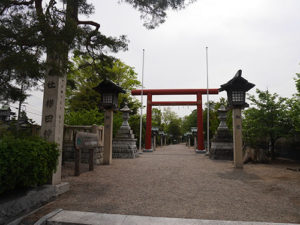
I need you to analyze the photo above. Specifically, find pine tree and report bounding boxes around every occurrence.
[0,0,194,102]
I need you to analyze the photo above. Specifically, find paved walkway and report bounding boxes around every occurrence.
[23,144,300,224]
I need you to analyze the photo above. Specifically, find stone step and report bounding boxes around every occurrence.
[44,210,299,225]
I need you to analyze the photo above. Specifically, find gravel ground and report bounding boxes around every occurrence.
[22,144,300,224]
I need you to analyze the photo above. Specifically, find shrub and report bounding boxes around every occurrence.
[0,135,59,194]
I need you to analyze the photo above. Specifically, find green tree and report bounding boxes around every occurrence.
[162,107,178,128]
[243,89,293,159]
[295,73,300,95]
[167,117,182,138]
[182,109,197,133]
[152,108,162,128]
[66,57,141,113]
[0,0,195,102]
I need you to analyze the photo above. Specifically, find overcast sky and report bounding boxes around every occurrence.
[15,0,300,124]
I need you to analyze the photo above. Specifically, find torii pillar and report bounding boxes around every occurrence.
[196,93,205,152]
[145,93,153,152]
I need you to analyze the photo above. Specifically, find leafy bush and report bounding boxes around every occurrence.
[0,135,59,194]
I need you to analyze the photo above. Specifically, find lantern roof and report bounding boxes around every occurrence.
[218,105,227,113]
[191,127,197,133]
[158,131,165,135]
[93,79,126,94]
[219,70,255,92]
[152,127,159,131]
[120,103,131,113]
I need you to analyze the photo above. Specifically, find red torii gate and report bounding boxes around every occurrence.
[131,88,219,152]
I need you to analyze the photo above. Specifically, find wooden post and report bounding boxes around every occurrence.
[89,149,94,171]
[232,108,243,168]
[75,148,81,176]
[103,110,113,165]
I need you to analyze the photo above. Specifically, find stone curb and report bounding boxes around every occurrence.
[47,210,300,225]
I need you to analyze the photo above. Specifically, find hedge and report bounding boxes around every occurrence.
[0,135,59,194]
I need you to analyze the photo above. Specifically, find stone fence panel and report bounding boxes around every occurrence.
[63,125,104,165]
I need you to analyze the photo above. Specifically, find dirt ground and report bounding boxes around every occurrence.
[22,144,300,224]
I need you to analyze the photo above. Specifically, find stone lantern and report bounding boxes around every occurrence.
[93,79,125,165]
[112,103,138,158]
[186,132,192,147]
[158,131,165,147]
[210,105,233,160]
[220,70,255,168]
[151,127,159,150]
[0,105,15,122]
[191,127,198,150]
[220,70,255,109]
[93,79,126,110]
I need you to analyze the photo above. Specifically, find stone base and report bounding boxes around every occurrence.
[210,142,233,160]
[143,149,153,152]
[112,139,138,159]
[196,149,206,154]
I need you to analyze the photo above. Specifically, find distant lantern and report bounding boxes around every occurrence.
[219,70,255,108]
[191,127,198,136]
[93,79,126,110]
[151,127,159,135]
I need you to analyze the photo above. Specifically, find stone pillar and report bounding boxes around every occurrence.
[160,136,163,146]
[194,136,197,150]
[188,137,191,147]
[233,108,243,168]
[41,75,66,185]
[103,110,113,165]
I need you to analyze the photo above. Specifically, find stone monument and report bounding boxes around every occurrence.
[41,75,66,184]
[210,105,233,160]
[112,103,138,158]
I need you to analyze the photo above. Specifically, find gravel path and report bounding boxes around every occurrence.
[23,144,300,224]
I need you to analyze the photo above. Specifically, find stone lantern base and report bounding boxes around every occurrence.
[113,128,138,158]
[210,129,233,160]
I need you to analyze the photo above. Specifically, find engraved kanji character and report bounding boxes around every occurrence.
[47,81,56,88]
[46,99,54,108]
[45,115,54,122]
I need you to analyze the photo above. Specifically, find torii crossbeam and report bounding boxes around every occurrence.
[131,88,219,152]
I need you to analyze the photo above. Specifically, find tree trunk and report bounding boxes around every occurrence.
[269,139,276,160]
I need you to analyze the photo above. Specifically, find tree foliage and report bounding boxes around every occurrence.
[295,73,300,95]
[0,0,195,103]
[243,89,294,159]
[66,57,141,113]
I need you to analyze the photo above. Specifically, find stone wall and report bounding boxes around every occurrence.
[62,125,104,165]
